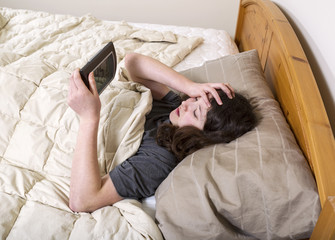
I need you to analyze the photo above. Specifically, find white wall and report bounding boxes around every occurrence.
[272,0,335,135]
[0,0,239,37]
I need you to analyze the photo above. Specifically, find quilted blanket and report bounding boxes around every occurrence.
[0,8,202,239]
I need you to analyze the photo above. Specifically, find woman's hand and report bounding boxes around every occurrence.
[186,82,235,107]
[68,69,101,123]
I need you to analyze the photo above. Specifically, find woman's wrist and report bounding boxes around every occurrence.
[180,81,197,97]
[170,77,191,96]
[79,117,100,128]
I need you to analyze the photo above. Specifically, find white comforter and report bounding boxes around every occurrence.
[0,8,202,239]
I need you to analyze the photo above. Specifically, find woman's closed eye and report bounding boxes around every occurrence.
[193,109,198,119]
[192,98,197,118]
[194,98,202,119]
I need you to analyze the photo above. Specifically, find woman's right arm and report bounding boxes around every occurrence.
[68,70,123,212]
[124,53,234,106]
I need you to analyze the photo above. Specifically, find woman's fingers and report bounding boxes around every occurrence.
[88,72,99,96]
[68,72,77,96]
[221,83,235,98]
[206,87,222,106]
[202,83,235,106]
[72,69,89,92]
[68,70,101,121]
[200,90,211,107]
[70,69,98,97]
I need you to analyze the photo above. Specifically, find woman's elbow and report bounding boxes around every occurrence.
[124,52,139,69]
[69,195,91,213]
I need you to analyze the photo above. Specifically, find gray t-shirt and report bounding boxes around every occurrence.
[109,91,181,200]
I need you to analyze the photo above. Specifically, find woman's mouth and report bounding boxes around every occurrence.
[176,107,180,117]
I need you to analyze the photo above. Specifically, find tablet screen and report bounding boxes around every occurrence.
[80,42,117,94]
[93,53,115,93]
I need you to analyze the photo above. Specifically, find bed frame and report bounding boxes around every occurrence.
[235,0,335,238]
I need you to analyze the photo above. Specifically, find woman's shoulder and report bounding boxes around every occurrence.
[160,91,181,106]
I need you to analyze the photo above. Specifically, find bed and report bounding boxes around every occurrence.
[0,0,334,239]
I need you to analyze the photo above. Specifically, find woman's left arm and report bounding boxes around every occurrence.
[124,53,234,106]
[67,69,122,212]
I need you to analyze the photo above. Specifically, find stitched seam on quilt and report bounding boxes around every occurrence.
[190,152,209,217]
[255,127,271,238]
[234,138,245,231]
[272,115,293,239]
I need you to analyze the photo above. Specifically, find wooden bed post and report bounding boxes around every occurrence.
[310,197,335,240]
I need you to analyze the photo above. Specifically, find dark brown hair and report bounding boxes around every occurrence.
[156,91,257,161]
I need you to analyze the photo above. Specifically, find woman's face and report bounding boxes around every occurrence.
[169,97,210,130]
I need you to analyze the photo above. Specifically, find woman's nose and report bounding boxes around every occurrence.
[181,101,188,110]
[182,99,195,111]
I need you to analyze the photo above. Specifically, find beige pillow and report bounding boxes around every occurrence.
[155,50,320,240]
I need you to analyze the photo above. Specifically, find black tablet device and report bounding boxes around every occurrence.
[80,42,117,94]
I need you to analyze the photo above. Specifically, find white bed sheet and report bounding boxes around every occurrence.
[129,22,239,71]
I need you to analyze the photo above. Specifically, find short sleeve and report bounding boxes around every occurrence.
[109,91,180,200]
[109,137,177,199]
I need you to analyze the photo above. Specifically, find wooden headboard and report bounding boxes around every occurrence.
[235,0,335,238]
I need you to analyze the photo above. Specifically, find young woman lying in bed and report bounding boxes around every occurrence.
[67,53,257,212]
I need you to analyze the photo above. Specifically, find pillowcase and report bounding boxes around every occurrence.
[155,50,320,240]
